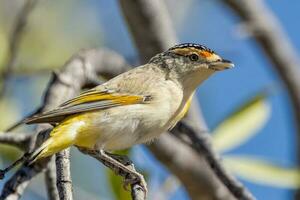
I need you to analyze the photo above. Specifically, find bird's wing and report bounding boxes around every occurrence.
[24,88,151,124]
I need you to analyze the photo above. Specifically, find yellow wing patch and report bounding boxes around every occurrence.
[61,90,145,107]
[25,89,151,124]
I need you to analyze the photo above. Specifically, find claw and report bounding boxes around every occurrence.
[138,177,148,195]
[83,149,148,198]
[123,173,148,196]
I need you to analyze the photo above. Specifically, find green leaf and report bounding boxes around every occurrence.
[107,169,131,200]
[106,149,131,200]
[223,155,300,188]
[0,98,20,130]
[211,94,271,153]
[0,27,8,69]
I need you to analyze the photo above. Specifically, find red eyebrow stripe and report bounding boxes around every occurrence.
[200,51,213,58]
[170,48,214,58]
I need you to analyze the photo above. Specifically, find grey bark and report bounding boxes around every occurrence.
[44,157,59,200]
[56,150,73,200]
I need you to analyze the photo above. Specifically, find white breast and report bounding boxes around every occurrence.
[91,80,183,151]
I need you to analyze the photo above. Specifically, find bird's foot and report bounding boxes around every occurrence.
[123,169,148,194]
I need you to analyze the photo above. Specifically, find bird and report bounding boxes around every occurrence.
[25,43,234,162]
[0,43,234,188]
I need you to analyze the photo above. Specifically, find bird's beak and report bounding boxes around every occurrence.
[209,59,234,71]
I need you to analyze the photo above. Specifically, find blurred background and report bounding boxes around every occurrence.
[0,0,299,199]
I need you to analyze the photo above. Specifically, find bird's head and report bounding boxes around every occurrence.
[150,43,234,91]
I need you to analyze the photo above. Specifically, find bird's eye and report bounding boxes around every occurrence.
[189,53,199,61]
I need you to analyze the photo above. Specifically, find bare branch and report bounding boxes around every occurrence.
[0,132,31,151]
[44,157,59,200]
[56,150,73,200]
[173,121,255,200]
[0,163,48,200]
[0,0,38,97]
[149,134,236,200]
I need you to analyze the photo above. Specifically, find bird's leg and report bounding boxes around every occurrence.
[79,148,147,196]
[105,152,133,166]
[104,152,139,191]
[99,150,147,194]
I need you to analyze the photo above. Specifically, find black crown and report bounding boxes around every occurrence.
[168,43,214,53]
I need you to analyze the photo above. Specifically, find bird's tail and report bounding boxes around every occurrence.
[27,137,54,165]
[0,117,82,179]
[0,137,55,179]
[28,119,82,164]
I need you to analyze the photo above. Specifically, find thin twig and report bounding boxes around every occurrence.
[0,163,48,200]
[0,153,31,180]
[0,132,31,151]
[45,157,59,200]
[56,149,73,200]
[0,0,38,97]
